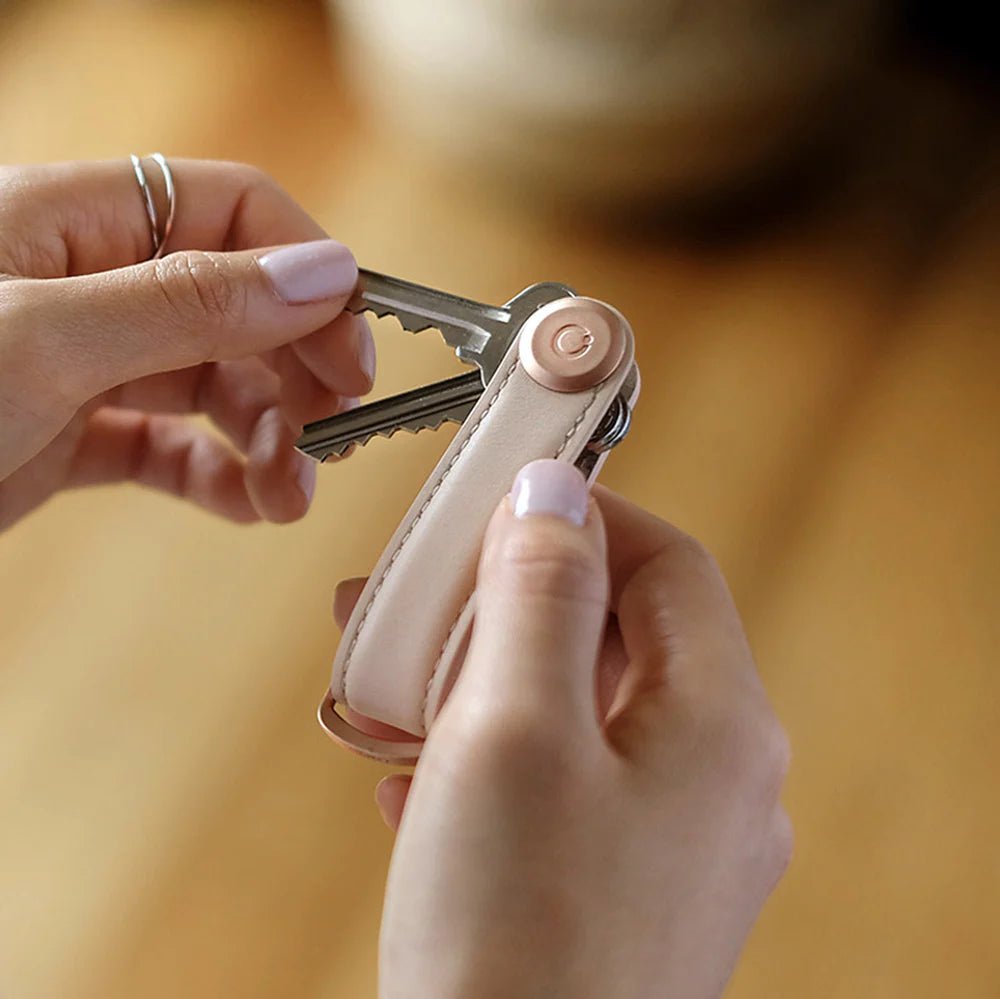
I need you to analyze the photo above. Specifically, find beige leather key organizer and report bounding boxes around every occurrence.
[296,269,640,764]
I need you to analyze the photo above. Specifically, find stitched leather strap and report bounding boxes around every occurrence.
[320,304,636,760]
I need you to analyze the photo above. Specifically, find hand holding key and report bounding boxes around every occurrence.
[297,271,582,460]
[335,466,793,999]
[307,268,639,763]
[0,158,373,531]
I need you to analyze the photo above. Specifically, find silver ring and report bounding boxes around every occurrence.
[130,154,160,258]
[129,152,176,260]
[150,153,176,259]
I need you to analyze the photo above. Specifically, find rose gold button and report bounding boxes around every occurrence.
[555,325,592,356]
[518,297,628,392]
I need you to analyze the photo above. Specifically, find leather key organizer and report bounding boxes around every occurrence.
[297,270,639,764]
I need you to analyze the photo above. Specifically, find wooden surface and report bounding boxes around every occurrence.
[1,2,998,996]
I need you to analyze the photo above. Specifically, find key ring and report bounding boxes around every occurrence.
[130,152,176,260]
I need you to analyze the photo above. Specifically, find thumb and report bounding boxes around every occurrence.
[15,239,358,399]
[455,459,610,732]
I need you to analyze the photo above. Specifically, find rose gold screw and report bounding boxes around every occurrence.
[554,324,594,357]
[519,298,628,392]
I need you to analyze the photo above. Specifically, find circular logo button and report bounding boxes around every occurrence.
[518,298,628,392]
[554,324,595,358]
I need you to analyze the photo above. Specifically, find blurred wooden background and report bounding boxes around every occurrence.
[0,1,997,996]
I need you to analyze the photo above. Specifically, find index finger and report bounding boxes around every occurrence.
[0,158,327,277]
[593,485,755,689]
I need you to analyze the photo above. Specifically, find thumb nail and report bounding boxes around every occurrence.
[296,455,317,504]
[258,240,358,305]
[510,459,588,527]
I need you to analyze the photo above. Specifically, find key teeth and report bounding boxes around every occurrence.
[398,320,438,336]
[317,413,459,460]
[350,303,487,360]
[350,303,436,336]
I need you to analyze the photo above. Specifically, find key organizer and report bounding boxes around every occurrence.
[298,271,640,763]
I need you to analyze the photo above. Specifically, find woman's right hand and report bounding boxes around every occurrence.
[338,462,792,999]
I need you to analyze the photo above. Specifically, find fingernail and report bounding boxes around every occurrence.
[374,779,394,828]
[357,318,377,388]
[296,456,317,504]
[258,240,358,305]
[374,776,410,832]
[510,459,588,527]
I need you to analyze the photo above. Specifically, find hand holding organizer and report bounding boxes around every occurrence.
[298,270,640,763]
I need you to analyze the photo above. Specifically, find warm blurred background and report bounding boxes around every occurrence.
[0,1,997,996]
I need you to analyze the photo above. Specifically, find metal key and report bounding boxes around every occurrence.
[348,270,575,383]
[295,270,576,460]
[294,270,638,463]
[298,371,482,461]
[299,360,638,465]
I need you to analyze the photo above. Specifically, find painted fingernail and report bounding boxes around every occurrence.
[258,239,358,305]
[374,778,397,830]
[357,318,377,388]
[510,459,588,527]
[296,456,317,504]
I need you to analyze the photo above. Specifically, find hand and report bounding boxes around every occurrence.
[0,159,374,530]
[336,462,792,999]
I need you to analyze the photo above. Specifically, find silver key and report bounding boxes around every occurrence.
[295,270,608,461]
[298,371,482,461]
[349,269,575,383]
[299,361,638,465]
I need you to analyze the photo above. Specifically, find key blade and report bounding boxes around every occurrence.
[301,408,470,460]
[347,268,578,384]
[349,269,511,367]
[296,370,483,462]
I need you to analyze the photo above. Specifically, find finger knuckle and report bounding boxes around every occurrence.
[445,698,571,781]
[709,708,791,800]
[488,528,605,605]
[768,808,795,881]
[232,161,274,190]
[228,162,283,211]
[752,720,791,797]
[153,251,245,341]
[672,529,724,582]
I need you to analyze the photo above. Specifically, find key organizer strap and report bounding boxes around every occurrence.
[320,301,637,764]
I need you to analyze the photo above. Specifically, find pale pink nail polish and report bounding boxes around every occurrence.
[510,459,588,526]
[357,318,377,387]
[258,240,358,305]
[297,457,317,504]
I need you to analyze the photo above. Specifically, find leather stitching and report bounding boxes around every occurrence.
[340,358,521,707]
[418,383,603,732]
[420,594,472,726]
[554,386,601,458]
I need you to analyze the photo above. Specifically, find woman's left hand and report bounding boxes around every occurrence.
[0,158,373,530]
